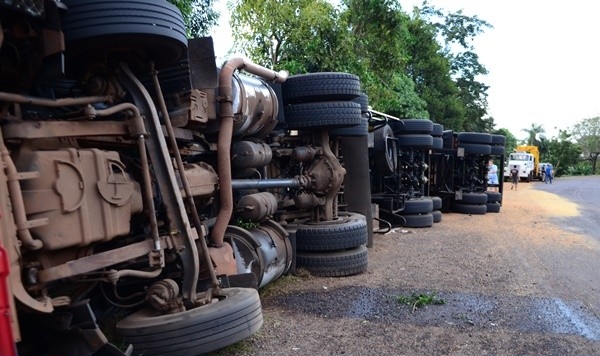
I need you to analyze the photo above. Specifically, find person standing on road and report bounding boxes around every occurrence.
[487,159,499,191]
[545,164,553,184]
[510,165,519,190]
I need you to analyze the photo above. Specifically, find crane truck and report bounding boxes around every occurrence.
[503,145,541,182]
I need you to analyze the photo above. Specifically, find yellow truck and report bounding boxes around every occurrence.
[503,145,541,182]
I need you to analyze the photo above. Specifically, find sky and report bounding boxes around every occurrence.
[209,0,600,141]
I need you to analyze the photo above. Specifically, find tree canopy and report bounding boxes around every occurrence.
[228,0,491,131]
[571,117,600,174]
[169,0,219,38]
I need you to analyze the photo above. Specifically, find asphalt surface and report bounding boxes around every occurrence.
[533,175,600,239]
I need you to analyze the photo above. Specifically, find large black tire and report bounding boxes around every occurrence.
[490,145,505,156]
[454,192,488,205]
[296,245,369,277]
[430,196,443,210]
[284,101,362,130]
[330,118,369,137]
[389,119,433,134]
[295,214,368,252]
[402,198,433,214]
[61,0,188,67]
[491,134,506,145]
[451,203,487,215]
[397,134,433,149]
[431,210,443,223]
[401,213,434,228]
[352,92,370,113]
[486,202,501,213]
[431,123,444,137]
[116,288,262,356]
[458,143,492,155]
[373,125,397,175]
[484,191,502,203]
[456,132,492,144]
[432,137,444,149]
[282,72,362,104]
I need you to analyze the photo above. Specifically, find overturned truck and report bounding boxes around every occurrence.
[0,1,371,355]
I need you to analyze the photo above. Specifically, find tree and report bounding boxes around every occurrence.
[229,0,340,69]
[571,117,600,174]
[417,5,492,131]
[543,130,582,176]
[342,0,428,117]
[405,15,464,128]
[169,0,219,37]
[521,123,545,146]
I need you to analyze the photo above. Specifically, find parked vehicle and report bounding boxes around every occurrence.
[0,1,370,355]
[503,145,540,182]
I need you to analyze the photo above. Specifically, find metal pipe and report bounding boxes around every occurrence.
[231,178,302,190]
[0,133,43,250]
[212,58,288,247]
[0,92,110,107]
[107,268,162,282]
[150,64,219,288]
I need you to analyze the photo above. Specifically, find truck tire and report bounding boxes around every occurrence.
[451,202,487,215]
[397,134,433,149]
[400,213,434,228]
[284,101,362,130]
[61,0,188,67]
[389,119,433,134]
[431,196,443,210]
[296,245,368,277]
[373,125,397,175]
[490,145,505,156]
[456,132,492,144]
[402,198,433,214]
[484,191,502,203]
[295,214,368,252]
[282,72,362,104]
[486,202,501,213]
[491,134,506,145]
[431,123,444,137]
[431,210,443,223]
[454,192,488,205]
[116,287,262,356]
[457,143,491,155]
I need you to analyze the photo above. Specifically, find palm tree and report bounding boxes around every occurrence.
[521,123,545,146]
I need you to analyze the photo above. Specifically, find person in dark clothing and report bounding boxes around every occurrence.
[545,164,553,184]
[510,165,519,190]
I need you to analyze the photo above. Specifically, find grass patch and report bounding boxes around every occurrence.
[395,292,445,311]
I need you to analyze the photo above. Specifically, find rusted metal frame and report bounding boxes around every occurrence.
[211,58,288,248]
[149,63,220,296]
[1,121,129,139]
[37,238,160,283]
[314,130,345,221]
[0,92,111,108]
[117,62,200,303]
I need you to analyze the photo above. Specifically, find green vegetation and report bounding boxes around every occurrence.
[395,292,445,311]
[170,0,600,177]
[229,0,492,132]
[168,0,219,37]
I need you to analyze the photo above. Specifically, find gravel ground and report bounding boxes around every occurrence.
[209,180,600,356]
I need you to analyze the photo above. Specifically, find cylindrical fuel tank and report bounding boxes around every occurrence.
[231,140,273,169]
[225,220,292,288]
[204,73,278,138]
[237,192,278,222]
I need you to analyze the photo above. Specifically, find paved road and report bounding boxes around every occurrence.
[533,175,600,239]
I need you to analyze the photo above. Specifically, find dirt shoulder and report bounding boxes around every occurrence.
[213,182,600,356]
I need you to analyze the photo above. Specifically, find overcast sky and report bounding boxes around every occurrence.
[210,0,600,140]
